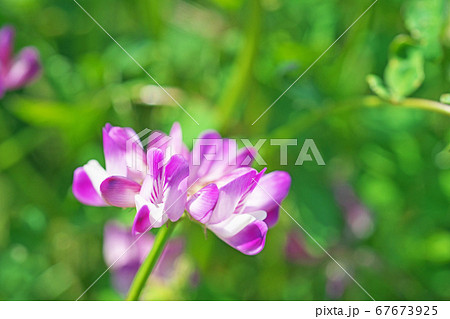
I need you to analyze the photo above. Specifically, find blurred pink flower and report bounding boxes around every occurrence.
[0,25,41,98]
[285,230,314,263]
[103,222,184,295]
[333,182,373,239]
[326,262,349,300]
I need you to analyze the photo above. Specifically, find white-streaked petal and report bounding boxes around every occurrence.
[83,160,108,194]
[148,203,169,228]
[208,213,258,239]
[186,184,219,223]
[208,169,257,224]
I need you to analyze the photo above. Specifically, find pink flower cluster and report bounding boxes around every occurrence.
[73,123,291,255]
[0,26,41,98]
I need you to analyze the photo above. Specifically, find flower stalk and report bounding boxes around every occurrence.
[271,95,450,139]
[126,221,176,301]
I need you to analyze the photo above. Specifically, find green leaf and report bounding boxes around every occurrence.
[404,0,445,59]
[440,94,450,105]
[384,35,424,102]
[366,74,391,100]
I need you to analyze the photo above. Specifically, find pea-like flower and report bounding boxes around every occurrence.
[186,167,291,255]
[72,124,146,206]
[73,122,291,255]
[163,123,290,228]
[0,26,41,98]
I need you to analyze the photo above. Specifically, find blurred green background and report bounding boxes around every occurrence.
[0,0,449,300]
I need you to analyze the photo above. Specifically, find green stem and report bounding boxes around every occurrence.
[394,97,450,116]
[216,0,262,132]
[271,95,450,139]
[126,222,176,301]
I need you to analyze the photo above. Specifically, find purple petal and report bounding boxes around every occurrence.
[169,122,189,159]
[245,171,291,226]
[169,122,182,146]
[4,47,41,89]
[146,130,171,152]
[186,184,219,223]
[103,124,144,178]
[224,220,268,255]
[202,139,237,181]
[213,166,256,189]
[164,154,187,180]
[200,139,236,183]
[100,176,141,207]
[209,211,266,237]
[236,146,257,167]
[0,26,14,68]
[264,206,280,228]
[208,169,257,224]
[72,167,107,206]
[135,193,169,229]
[132,205,151,235]
[208,213,268,255]
[235,168,266,212]
[163,154,189,222]
[189,130,222,182]
[147,147,165,179]
[103,125,127,176]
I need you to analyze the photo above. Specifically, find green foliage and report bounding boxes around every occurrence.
[367,0,448,104]
[384,36,425,102]
[404,0,445,59]
[366,74,390,101]
[0,0,449,301]
[440,94,450,105]
[367,36,425,102]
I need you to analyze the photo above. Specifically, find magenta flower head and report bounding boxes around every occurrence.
[183,128,290,228]
[186,168,267,255]
[145,123,290,229]
[103,222,184,294]
[0,25,41,98]
[186,166,291,255]
[73,122,291,256]
[72,123,146,206]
